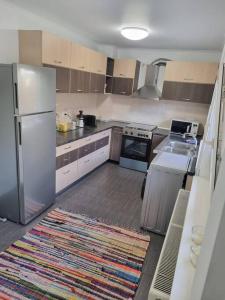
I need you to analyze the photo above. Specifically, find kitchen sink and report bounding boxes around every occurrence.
[162,140,197,156]
[167,141,196,151]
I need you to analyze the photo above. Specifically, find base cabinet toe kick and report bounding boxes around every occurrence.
[56,129,111,193]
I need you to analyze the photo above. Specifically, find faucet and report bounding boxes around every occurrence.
[183,132,198,149]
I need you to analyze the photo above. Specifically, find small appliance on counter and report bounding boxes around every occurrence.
[170,119,199,137]
[84,114,97,127]
[77,110,84,128]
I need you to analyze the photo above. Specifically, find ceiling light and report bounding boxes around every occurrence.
[121,27,149,41]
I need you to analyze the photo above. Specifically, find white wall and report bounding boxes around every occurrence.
[0,0,99,50]
[116,47,221,63]
[0,30,18,63]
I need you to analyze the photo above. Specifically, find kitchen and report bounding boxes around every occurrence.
[0,1,225,300]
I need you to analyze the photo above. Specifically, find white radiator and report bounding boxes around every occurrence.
[149,189,189,300]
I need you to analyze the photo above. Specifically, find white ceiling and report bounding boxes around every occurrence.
[7,0,225,50]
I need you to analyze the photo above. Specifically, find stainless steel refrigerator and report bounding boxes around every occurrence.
[0,64,56,224]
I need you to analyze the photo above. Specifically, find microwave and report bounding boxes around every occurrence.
[170,119,199,137]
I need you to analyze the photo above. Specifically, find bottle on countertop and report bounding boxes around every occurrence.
[77,110,84,128]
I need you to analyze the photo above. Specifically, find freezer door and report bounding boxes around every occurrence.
[13,64,56,115]
[16,112,56,224]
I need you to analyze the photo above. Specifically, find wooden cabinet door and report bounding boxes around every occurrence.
[110,127,123,162]
[164,61,218,84]
[42,31,58,66]
[162,81,214,104]
[113,59,136,78]
[56,66,70,93]
[57,37,71,68]
[71,43,91,71]
[90,50,107,75]
[90,73,105,93]
[112,77,133,96]
[149,134,166,162]
[42,32,71,68]
[70,69,90,93]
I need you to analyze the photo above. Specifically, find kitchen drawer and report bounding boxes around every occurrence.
[56,149,78,170]
[78,142,96,159]
[79,135,95,147]
[56,160,78,193]
[78,152,96,178]
[93,145,110,168]
[95,136,109,150]
[56,140,80,157]
[93,129,111,141]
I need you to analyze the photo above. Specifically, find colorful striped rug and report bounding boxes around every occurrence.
[0,208,150,300]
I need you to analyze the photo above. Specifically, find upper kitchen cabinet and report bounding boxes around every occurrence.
[70,42,91,72]
[89,73,105,93]
[113,59,137,78]
[70,69,90,93]
[19,30,71,68]
[162,61,219,104]
[112,77,134,96]
[164,61,218,84]
[89,50,107,75]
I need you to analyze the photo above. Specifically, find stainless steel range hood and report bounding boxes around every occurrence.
[133,58,170,100]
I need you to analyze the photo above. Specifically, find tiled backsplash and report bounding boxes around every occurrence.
[56,93,209,129]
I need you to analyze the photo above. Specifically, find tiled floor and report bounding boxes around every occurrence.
[0,162,164,300]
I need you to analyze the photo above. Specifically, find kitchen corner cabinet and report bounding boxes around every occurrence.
[113,58,137,78]
[112,77,133,96]
[70,69,90,93]
[110,127,123,162]
[90,73,106,93]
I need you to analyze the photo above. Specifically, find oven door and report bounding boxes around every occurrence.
[120,135,151,162]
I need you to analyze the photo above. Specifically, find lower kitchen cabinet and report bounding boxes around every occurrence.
[149,133,166,162]
[78,152,96,178]
[112,77,133,96]
[56,160,79,193]
[110,127,123,162]
[56,129,111,193]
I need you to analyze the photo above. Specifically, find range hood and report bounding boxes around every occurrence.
[133,58,170,100]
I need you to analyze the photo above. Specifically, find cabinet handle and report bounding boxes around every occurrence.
[120,91,126,94]
[120,73,124,76]
[56,89,61,92]
[77,89,84,92]
[182,98,191,101]
[84,159,90,163]
[184,78,193,81]
[58,61,62,64]
[63,158,70,161]
[63,170,70,175]
[64,146,72,150]
[80,66,85,69]
[94,90,100,92]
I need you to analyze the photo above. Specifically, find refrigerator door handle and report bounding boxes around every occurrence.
[18,121,22,145]
[14,82,18,110]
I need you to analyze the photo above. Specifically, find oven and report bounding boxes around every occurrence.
[120,135,152,172]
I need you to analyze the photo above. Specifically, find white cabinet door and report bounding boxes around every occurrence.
[77,153,96,179]
[56,160,78,193]
[93,145,110,168]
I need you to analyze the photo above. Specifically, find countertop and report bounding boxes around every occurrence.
[56,121,128,147]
